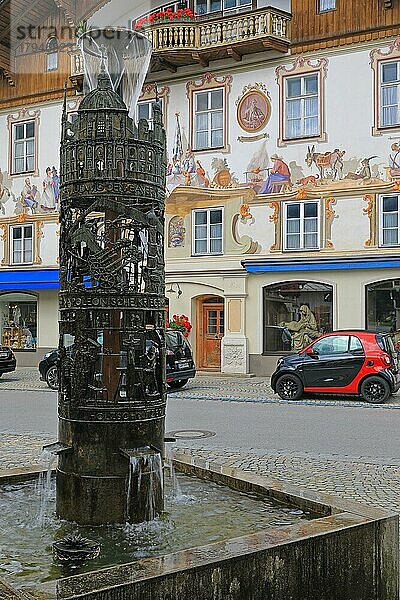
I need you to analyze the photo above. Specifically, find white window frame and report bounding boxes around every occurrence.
[284,73,320,140]
[283,201,320,251]
[193,87,225,151]
[12,121,35,175]
[379,194,400,247]
[194,0,251,14]
[136,98,164,128]
[192,207,223,255]
[319,0,336,13]
[10,224,34,265]
[379,59,400,129]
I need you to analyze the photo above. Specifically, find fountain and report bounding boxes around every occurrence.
[0,28,399,600]
[53,28,166,526]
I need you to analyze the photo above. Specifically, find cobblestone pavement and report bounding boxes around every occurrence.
[1,369,400,519]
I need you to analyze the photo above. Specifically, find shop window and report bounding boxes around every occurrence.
[263,281,333,353]
[379,194,400,246]
[366,280,400,343]
[12,121,35,175]
[10,224,33,265]
[0,292,37,350]
[192,207,223,255]
[283,201,320,250]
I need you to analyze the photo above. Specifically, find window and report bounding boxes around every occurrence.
[46,37,58,71]
[193,89,224,150]
[192,208,223,254]
[285,74,320,139]
[366,279,400,337]
[284,201,319,250]
[12,121,35,174]
[319,0,336,12]
[312,335,349,355]
[263,281,333,353]
[0,292,37,350]
[10,225,33,265]
[137,99,163,128]
[380,60,400,128]
[195,0,251,13]
[380,195,400,246]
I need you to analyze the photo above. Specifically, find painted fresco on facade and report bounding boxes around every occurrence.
[236,83,271,134]
[168,216,186,247]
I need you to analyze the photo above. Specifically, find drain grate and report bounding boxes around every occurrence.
[166,429,216,440]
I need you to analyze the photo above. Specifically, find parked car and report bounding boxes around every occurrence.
[39,329,195,390]
[271,330,400,404]
[0,346,16,377]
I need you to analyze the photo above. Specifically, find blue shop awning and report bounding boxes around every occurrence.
[242,255,400,273]
[0,269,59,290]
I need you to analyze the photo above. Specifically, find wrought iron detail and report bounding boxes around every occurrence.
[59,71,167,417]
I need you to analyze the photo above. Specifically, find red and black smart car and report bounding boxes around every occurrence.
[271,330,400,403]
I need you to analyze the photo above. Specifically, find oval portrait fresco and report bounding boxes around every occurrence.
[237,90,271,133]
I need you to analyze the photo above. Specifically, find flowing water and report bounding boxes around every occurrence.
[0,473,315,594]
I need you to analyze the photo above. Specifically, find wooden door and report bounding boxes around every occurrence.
[200,303,224,370]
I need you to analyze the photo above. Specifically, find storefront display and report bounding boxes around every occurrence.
[0,293,37,350]
[366,280,400,346]
[263,281,333,353]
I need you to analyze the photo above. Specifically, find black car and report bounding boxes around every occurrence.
[0,346,16,377]
[271,330,400,403]
[39,329,195,390]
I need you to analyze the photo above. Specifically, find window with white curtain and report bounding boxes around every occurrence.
[193,88,224,150]
[10,225,33,265]
[380,195,400,246]
[12,121,35,174]
[284,74,320,140]
[380,61,400,128]
[284,201,319,250]
[192,207,223,255]
[319,0,336,12]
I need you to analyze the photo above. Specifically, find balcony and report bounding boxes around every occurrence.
[70,6,290,83]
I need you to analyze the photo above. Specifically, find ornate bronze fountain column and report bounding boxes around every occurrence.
[56,68,167,525]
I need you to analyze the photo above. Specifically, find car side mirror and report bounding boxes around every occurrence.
[306,347,319,358]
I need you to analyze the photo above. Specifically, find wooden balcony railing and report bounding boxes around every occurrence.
[70,7,290,80]
[145,8,290,51]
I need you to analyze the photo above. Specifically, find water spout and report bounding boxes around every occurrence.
[122,448,164,523]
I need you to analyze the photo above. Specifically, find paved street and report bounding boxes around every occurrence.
[0,369,400,518]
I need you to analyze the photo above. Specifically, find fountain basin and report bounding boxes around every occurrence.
[0,451,398,600]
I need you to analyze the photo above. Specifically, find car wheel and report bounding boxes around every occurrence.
[275,374,303,401]
[45,365,58,390]
[360,376,390,404]
[167,379,189,389]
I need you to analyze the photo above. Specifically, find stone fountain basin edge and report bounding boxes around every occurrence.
[0,452,398,600]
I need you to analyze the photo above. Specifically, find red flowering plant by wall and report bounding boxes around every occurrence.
[167,314,193,337]
[135,8,198,29]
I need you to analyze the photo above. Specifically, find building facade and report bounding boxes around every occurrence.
[1,0,400,373]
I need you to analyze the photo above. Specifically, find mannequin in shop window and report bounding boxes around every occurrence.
[279,305,320,351]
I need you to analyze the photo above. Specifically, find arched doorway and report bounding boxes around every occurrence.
[196,295,225,370]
